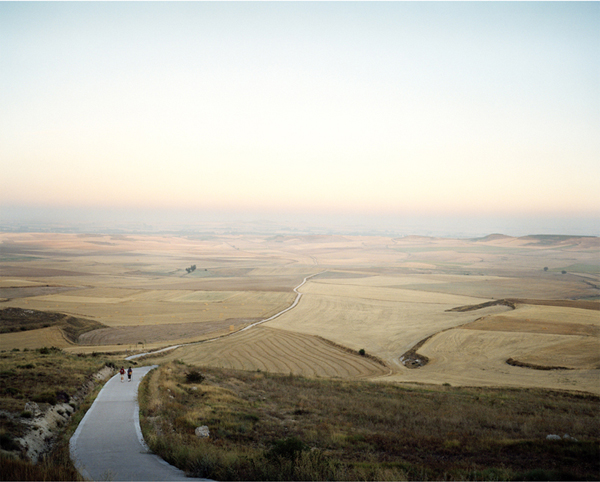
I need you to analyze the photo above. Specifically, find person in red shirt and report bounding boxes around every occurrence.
[120,366,125,382]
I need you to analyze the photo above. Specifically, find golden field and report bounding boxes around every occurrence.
[1,232,599,393]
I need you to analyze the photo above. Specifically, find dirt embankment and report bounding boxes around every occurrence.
[0,308,105,341]
[448,298,600,312]
[506,358,574,371]
[12,365,115,463]
[445,299,517,312]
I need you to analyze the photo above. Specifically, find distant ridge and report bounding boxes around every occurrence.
[472,234,513,242]
[520,235,599,248]
[393,235,437,242]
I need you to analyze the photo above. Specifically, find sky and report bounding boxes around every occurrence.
[1,2,599,237]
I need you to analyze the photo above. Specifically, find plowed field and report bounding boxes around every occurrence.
[151,326,390,379]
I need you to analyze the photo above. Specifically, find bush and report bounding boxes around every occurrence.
[185,370,205,384]
[0,431,19,451]
[359,349,366,356]
[33,390,57,405]
[38,347,61,355]
[266,437,307,463]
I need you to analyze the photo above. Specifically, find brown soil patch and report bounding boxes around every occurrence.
[507,298,600,311]
[77,318,258,345]
[0,266,89,277]
[446,299,516,312]
[399,334,433,368]
[0,286,81,300]
[506,357,573,371]
[462,316,600,337]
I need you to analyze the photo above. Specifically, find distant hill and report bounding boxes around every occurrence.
[472,234,513,242]
[520,235,599,248]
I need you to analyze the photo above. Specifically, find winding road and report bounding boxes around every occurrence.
[70,274,321,480]
[126,272,323,361]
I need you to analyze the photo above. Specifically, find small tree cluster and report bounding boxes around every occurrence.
[185,265,197,274]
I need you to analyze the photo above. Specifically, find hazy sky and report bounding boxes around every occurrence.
[1,2,599,236]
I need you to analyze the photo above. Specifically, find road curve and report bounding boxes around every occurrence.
[70,365,207,481]
[126,272,324,361]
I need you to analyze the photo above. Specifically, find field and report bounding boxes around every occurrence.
[1,232,599,393]
[152,326,389,379]
[1,232,599,479]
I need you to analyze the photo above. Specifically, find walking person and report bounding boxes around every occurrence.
[127,367,133,382]
[120,366,125,382]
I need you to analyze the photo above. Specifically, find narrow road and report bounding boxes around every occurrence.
[70,365,207,481]
[70,273,323,480]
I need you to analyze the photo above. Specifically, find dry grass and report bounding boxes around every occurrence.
[0,347,119,481]
[138,362,600,481]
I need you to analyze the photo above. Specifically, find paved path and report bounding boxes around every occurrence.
[70,365,206,481]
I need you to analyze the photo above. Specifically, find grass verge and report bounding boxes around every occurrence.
[0,347,119,481]
[139,362,600,481]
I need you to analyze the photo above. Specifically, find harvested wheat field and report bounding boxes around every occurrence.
[1,232,599,394]
[267,275,514,362]
[0,326,72,351]
[149,326,390,379]
[388,301,600,394]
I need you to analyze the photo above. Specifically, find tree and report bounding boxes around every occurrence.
[543,267,548,271]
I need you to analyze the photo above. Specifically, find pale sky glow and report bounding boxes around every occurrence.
[1,2,599,236]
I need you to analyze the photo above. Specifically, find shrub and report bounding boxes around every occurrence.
[4,387,21,397]
[38,347,61,355]
[185,370,205,384]
[0,431,19,451]
[33,390,57,405]
[359,349,366,356]
[266,437,307,463]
